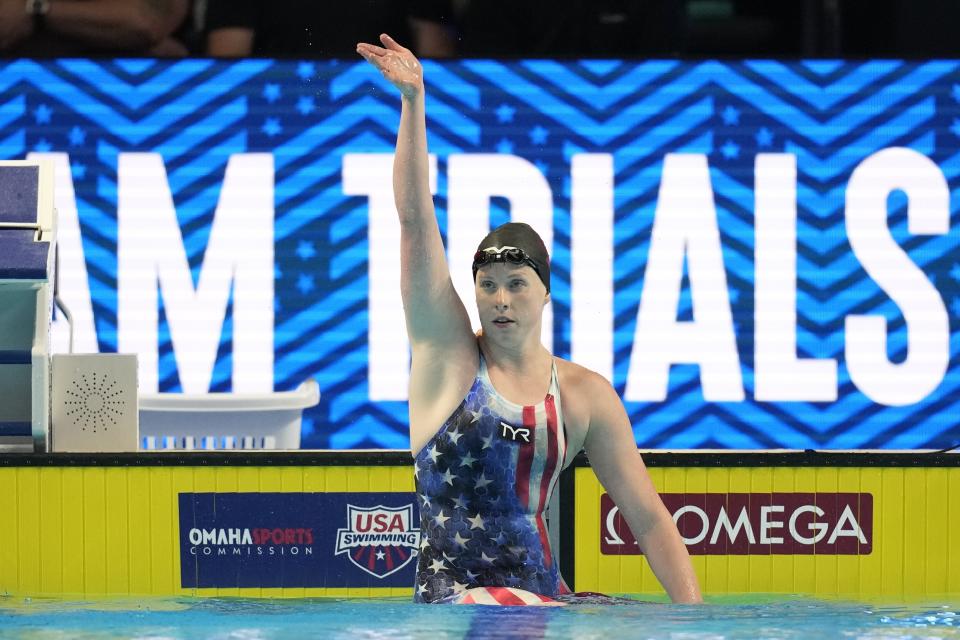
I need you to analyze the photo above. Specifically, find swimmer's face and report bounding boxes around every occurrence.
[475,263,550,340]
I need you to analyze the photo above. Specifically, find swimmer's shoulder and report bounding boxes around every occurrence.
[554,356,615,396]
[554,358,621,443]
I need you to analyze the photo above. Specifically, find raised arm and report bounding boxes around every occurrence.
[582,378,703,604]
[356,34,472,348]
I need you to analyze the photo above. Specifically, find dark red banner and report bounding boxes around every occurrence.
[600,492,872,555]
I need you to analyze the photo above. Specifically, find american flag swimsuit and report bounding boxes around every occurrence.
[413,353,569,603]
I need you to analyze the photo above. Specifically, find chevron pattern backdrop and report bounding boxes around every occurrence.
[2,59,959,450]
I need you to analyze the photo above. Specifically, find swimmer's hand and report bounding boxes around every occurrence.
[357,33,423,99]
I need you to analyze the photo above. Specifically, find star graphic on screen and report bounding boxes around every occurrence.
[296,240,316,260]
[433,509,450,527]
[297,61,316,80]
[71,162,86,180]
[465,569,479,582]
[68,126,86,146]
[263,83,281,103]
[420,493,431,509]
[426,444,440,463]
[296,273,314,294]
[262,117,283,137]
[296,95,316,116]
[951,119,960,139]
[495,103,515,123]
[467,513,485,530]
[448,428,463,445]
[480,435,493,450]
[480,552,496,565]
[417,582,429,596]
[376,550,386,560]
[469,410,482,423]
[529,125,548,145]
[451,580,468,594]
[34,104,52,124]
[721,139,740,159]
[451,494,468,509]
[755,127,773,147]
[496,138,514,154]
[33,138,52,152]
[459,452,477,468]
[428,557,446,573]
[722,105,740,125]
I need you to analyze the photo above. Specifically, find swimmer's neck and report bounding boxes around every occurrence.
[478,332,552,373]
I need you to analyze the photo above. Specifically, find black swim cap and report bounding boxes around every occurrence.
[473,222,551,293]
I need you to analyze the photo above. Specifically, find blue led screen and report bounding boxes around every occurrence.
[2,58,959,450]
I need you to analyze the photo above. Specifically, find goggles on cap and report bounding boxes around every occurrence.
[471,246,542,277]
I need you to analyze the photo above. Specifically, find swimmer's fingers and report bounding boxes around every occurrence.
[357,35,423,98]
[380,33,410,54]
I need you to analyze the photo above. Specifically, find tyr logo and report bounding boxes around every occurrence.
[499,421,531,443]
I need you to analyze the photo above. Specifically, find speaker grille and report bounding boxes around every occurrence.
[63,371,125,433]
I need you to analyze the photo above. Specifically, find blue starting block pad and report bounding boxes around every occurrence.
[0,165,39,225]
[0,228,49,280]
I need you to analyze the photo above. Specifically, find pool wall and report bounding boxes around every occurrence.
[0,451,958,599]
[565,452,960,598]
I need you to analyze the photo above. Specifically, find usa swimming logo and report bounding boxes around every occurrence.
[335,504,421,578]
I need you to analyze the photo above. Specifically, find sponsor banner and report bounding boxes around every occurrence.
[178,492,420,588]
[601,492,872,555]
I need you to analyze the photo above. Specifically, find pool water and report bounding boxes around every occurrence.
[1,596,958,639]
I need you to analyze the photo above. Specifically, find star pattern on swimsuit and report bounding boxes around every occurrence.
[441,468,456,485]
[453,531,470,548]
[474,472,492,489]
[412,373,565,603]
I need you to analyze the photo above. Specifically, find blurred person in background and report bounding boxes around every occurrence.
[0,0,192,56]
[205,0,455,58]
[452,0,686,57]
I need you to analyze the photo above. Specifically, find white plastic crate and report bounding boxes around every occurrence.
[138,379,319,450]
